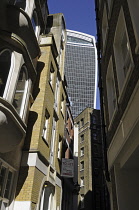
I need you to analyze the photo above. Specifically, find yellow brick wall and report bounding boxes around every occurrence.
[16,166,35,201]
[75,108,93,195]
[56,185,62,208]
[16,166,45,209]
[18,37,66,208]
[31,168,45,204]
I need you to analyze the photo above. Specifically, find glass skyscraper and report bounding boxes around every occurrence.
[64,30,97,118]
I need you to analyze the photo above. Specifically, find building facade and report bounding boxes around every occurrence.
[95,0,139,209]
[64,30,98,118]
[75,108,105,210]
[0,1,77,209]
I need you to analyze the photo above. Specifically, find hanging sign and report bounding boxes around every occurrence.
[61,158,74,178]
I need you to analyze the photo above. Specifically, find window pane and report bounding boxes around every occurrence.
[0,166,6,196]
[4,171,12,199]
[0,50,12,96]
[13,66,27,113]
[31,10,39,38]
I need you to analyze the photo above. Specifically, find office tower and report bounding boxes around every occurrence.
[95,0,139,209]
[64,30,97,118]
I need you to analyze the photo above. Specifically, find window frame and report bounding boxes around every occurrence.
[0,49,15,99]
[114,9,134,99]
[80,134,84,143]
[54,76,60,112]
[80,147,84,157]
[80,161,84,171]
[0,160,15,209]
[49,64,55,92]
[81,118,84,127]
[80,176,84,187]
[42,109,50,144]
[13,65,29,119]
[31,9,40,40]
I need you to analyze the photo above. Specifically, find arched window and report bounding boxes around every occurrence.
[39,183,54,210]
[0,49,14,97]
[13,65,28,117]
[31,10,40,39]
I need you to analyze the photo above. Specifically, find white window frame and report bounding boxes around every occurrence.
[0,50,30,121]
[54,77,60,112]
[42,110,50,144]
[80,147,84,157]
[50,117,57,165]
[80,176,84,187]
[61,94,65,116]
[57,136,62,160]
[49,64,55,89]
[13,65,30,120]
[39,183,54,210]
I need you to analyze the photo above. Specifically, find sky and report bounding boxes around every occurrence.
[48,0,97,37]
[48,0,100,109]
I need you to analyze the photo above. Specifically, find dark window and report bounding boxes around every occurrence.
[81,118,84,126]
[80,161,84,170]
[80,134,84,142]
[92,115,97,124]
[0,50,12,97]
[93,132,97,140]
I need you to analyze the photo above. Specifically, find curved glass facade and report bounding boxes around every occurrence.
[64,30,97,118]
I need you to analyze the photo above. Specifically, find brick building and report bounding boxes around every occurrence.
[95,0,139,209]
[75,108,105,210]
[0,1,77,209]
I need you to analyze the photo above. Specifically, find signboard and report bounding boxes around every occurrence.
[61,158,74,178]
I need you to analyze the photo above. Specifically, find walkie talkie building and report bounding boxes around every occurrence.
[64,30,97,118]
